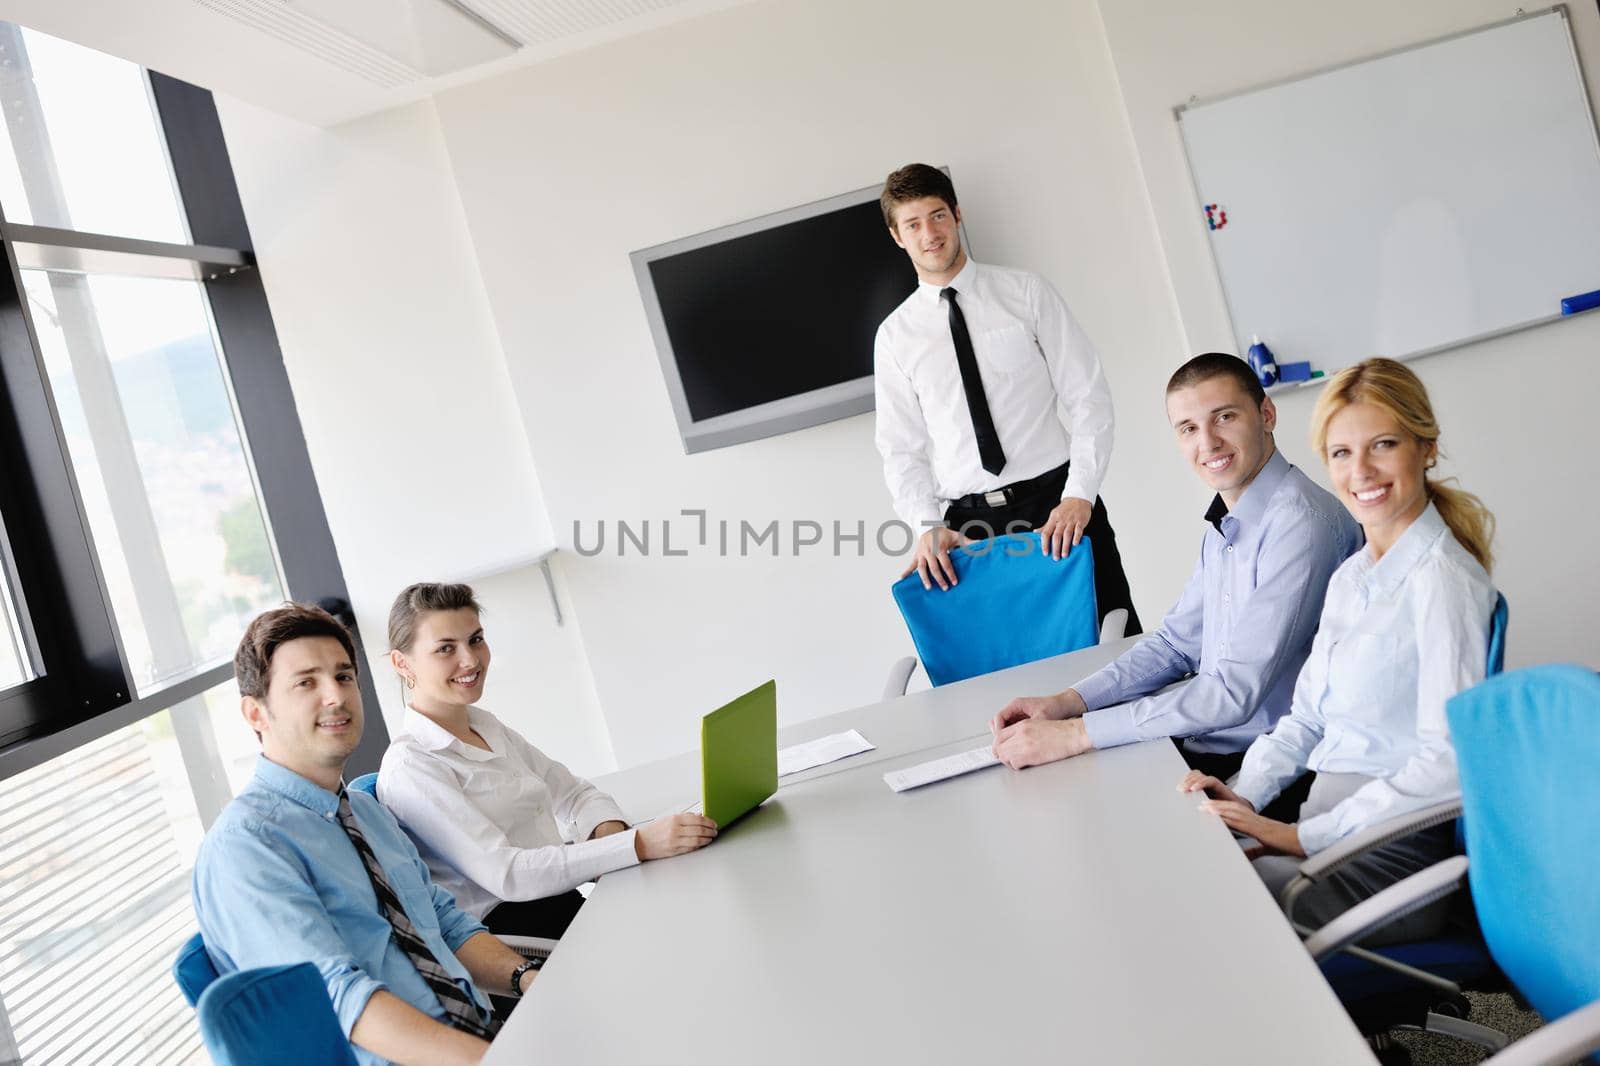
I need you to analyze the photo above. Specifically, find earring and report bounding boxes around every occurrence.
[405,675,415,690]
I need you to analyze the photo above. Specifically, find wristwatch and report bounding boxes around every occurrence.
[510,956,544,996]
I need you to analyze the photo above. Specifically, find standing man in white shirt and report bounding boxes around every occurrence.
[873,163,1140,633]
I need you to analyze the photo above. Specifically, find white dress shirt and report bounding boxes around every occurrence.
[873,258,1114,529]
[377,706,639,920]
[1231,503,1497,854]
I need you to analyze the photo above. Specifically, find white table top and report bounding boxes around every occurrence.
[592,636,1140,823]
[484,642,1373,1065]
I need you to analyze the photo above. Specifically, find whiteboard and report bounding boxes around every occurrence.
[1178,8,1600,378]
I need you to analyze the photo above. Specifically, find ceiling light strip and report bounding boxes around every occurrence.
[466,0,684,47]
[190,0,423,88]
[438,0,525,49]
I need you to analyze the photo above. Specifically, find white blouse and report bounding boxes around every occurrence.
[1231,502,1497,854]
[378,706,639,920]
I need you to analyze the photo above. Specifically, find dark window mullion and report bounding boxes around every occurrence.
[149,72,388,772]
[0,241,130,750]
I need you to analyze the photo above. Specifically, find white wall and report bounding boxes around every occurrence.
[214,96,616,774]
[428,0,1196,768]
[1097,0,1600,669]
[210,0,1595,778]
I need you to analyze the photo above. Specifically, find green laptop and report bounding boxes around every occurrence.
[700,679,778,827]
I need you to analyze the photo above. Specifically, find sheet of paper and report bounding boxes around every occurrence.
[883,746,1000,793]
[778,729,876,777]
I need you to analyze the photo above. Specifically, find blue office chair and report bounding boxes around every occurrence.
[1450,665,1600,1062]
[197,962,358,1066]
[173,931,220,1007]
[1297,663,1600,1065]
[348,772,379,797]
[886,533,1124,693]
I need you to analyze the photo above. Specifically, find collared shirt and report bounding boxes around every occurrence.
[873,258,1114,529]
[378,706,639,921]
[1077,450,1362,753]
[1232,502,1497,854]
[193,757,490,1066]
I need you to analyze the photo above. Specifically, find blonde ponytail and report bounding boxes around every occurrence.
[1426,478,1495,572]
[1311,358,1495,572]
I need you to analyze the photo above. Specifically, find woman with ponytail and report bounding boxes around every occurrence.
[1177,358,1498,942]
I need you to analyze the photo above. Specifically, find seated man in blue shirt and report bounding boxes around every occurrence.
[193,603,539,1066]
[990,353,1362,807]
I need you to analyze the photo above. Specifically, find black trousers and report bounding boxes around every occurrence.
[484,890,587,940]
[483,891,586,1020]
[943,465,1142,635]
[1175,740,1314,825]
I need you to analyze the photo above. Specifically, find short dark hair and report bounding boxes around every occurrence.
[387,582,483,653]
[234,602,358,700]
[880,163,958,231]
[1166,352,1266,406]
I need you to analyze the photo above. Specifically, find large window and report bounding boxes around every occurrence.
[0,22,374,1065]
[23,270,284,693]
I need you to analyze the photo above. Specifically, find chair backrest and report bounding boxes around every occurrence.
[1450,591,1510,855]
[1486,592,1510,676]
[1448,664,1600,1025]
[173,931,220,1007]
[347,772,379,797]
[891,533,1098,687]
[197,962,359,1066]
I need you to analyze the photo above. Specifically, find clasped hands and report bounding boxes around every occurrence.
[988,689,1092,768]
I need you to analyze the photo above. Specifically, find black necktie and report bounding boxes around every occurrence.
[336,789,499,1039]
[941,287,1007,476]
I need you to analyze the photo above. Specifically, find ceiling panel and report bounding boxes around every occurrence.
[0,0,752,125]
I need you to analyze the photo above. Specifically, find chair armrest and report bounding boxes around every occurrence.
[1484,999,1600,1066]
[1302,855,1469,961]
[497,935,558,962]
[1098,608,1128,644]
[884,656,918,699]
[1298,797,1464,881]
[1281,796,1463,923]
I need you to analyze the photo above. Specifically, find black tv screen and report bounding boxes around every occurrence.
[632,178,958,454]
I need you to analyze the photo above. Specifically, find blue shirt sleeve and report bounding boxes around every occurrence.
[1083,506,1345,750]
[1077,540,1205,709]
[192,826,385,1038]
[1078,541,1206,748]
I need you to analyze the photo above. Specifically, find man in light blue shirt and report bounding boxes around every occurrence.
[193,604,538,1066]
[991,354,1361,805]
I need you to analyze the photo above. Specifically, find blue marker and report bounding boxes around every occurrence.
[1561,289,1600,315]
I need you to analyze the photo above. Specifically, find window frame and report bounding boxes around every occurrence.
[0,61,385,779]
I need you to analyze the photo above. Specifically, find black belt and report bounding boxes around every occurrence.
[948,462,1069,511]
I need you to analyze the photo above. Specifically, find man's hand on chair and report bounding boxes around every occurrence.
[902,527,970,591]
[1038,496,1092,560]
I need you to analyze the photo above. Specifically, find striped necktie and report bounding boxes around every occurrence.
[336,788,498,1039]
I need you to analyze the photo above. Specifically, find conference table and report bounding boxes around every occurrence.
[483,639,1374,1064]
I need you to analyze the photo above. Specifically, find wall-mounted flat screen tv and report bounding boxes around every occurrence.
[632,175,964,454]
